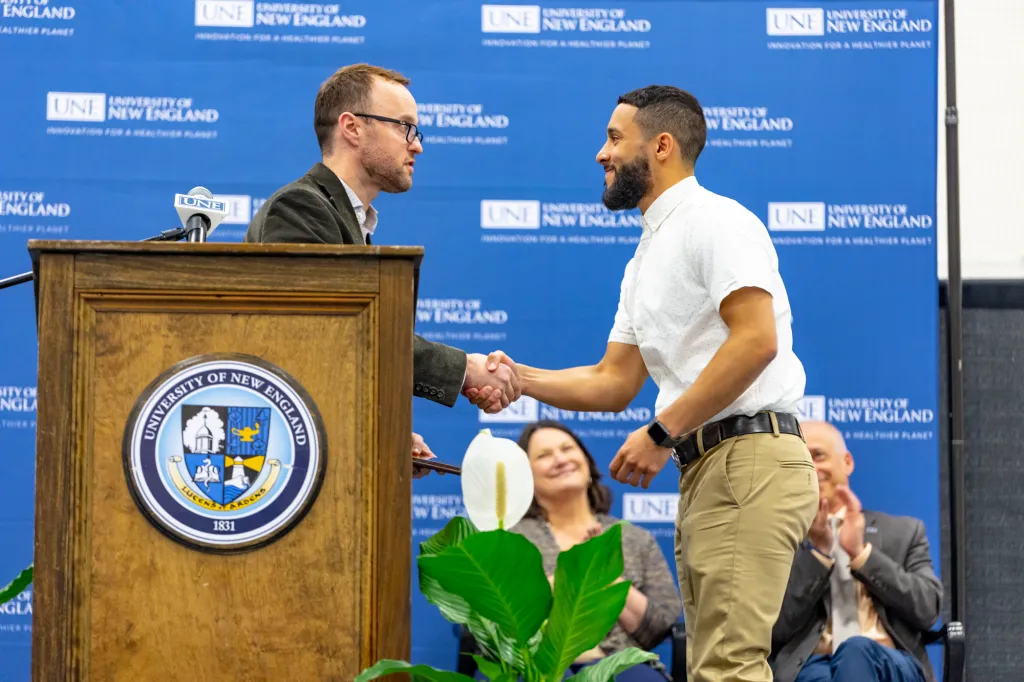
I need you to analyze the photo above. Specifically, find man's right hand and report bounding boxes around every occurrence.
[462,351,520,414]
[807,497,833,555]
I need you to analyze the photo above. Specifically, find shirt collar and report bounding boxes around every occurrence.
[641,175,700,232]
[336,175,378,236]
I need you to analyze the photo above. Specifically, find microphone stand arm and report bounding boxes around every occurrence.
[0,226,191,292]
[0,271,32,291]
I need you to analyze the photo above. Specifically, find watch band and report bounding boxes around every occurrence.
[647,419,684,448]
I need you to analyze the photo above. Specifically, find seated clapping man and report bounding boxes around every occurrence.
[769,420,942,682]
[509,420,682,681]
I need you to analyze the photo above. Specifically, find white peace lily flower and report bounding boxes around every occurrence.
[461,429,534,531]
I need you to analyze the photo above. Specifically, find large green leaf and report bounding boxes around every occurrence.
[419,529,551,644]
[414,578,512,672]
[417,517,482,625]
[534,523,631,677]
[418,549,508,664]
[420,517,479,557]
[564,649,660,682]
[354,659,476,682]
[0,565,32,606]
[420,570,473,625]
[419,552,540,674]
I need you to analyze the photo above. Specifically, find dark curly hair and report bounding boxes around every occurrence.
[516,420,613,519]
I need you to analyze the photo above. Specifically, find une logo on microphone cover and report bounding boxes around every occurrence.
[175,195,228,212]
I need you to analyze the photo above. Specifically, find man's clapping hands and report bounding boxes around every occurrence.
[462,350,520,414]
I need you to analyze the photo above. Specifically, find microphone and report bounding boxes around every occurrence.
[1,186,231,292]
[174,186,229,243]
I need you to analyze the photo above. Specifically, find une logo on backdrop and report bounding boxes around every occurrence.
[481,4,542,33]
[622,493,679,523]
[797,395,827,422]
[195,0,255,27]
[480,200,541,229]
[478,396,540,423]
[767,202,826,232]
[766,8,825,36]
[46,92,105,122]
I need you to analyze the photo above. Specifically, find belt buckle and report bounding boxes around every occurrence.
[670,446,683,472]
[671,435,697,474]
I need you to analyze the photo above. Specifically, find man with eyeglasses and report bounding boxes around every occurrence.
[244,63,520,472]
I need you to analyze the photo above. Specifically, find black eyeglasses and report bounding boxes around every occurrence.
[352,113,423,144]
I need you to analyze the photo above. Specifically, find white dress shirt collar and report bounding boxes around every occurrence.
[334,174,378,244]
[642,175,700,232]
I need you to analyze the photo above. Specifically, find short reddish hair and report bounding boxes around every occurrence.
[314,63,410,154]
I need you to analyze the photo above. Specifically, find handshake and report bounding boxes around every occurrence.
[461,350,522,414]
[412,350,522,480]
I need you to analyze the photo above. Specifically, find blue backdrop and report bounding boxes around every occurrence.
[0,0,940,677]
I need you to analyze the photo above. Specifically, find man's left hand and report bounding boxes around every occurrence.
[412,432,438,479]
[835,485,866,558]
[610,426,672,489]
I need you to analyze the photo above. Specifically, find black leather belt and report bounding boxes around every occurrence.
[671,411,804,472]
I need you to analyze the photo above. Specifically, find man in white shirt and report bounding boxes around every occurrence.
[470,85,819,681]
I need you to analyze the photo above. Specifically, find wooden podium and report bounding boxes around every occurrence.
[27,240,419,681]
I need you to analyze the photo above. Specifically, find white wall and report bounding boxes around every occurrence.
[937,0,1024,281]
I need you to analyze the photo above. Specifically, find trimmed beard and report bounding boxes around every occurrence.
[363,141,412,194]
[601,153,651,211]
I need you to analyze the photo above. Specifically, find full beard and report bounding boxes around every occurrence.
[602,154,652,211]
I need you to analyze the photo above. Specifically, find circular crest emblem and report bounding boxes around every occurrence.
[122,353,327,553]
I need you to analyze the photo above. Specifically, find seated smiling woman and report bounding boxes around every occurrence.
[510,420,682,681]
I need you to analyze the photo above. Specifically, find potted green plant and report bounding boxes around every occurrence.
[356,431,657,682]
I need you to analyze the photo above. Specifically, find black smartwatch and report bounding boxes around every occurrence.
[647,419,684,449]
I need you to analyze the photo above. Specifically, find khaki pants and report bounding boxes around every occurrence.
[674,424,819,682]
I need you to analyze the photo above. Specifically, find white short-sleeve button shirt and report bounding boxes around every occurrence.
[608,176,806,423]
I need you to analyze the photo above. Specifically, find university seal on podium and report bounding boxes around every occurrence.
[122,354,327,553]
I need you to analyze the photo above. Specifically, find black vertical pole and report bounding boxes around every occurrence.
[943,0,966,625]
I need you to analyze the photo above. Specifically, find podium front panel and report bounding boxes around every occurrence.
[30,243,417,681]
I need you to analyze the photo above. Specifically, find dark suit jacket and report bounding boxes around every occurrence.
[243,162,467,407]
[770,510,942,682]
